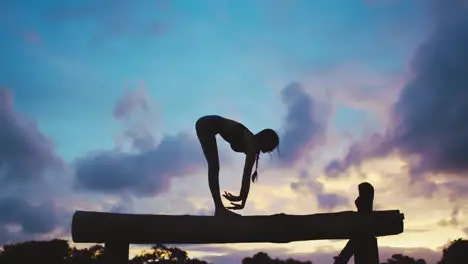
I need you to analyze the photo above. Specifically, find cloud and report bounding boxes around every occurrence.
[113,85,150,120]
[438,206,461,227]
[388,2,468,178]
[324,132,392,178]
[290,170,349,211]
[73,88,206,198]
[0,87,64,183]
[113,84,159,152]
[74,132,204,197]
[0,87,69,244]
[108,195,135,213]
[276,82,326,167]
[0,198,65,242]
[324,1,468,181]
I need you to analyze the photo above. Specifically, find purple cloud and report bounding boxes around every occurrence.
[74,132,204,197]
[0,198,63,241]
[0,87,63,184]
[276,82,326,166]
[290,170,349,211]
[73,89,206,197]
[113,85,160,152]
[324,132,392,177]
[113,87,150,120]
[0,87,69,244]
[325,0,468,180]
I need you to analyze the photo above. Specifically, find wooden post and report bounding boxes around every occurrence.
[354,182,379,264]
[104,241,129,264]
[334,182,380,264]
[334,240,353,264]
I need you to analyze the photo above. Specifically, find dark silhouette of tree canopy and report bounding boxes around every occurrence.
[381,254,427,264]
[438,238,468,264]
[129,244,208,264]
[0,239,70,264]
[69,244,105,264]
[1,237,468,264]
[0,240,207,264]
[242,252,312,264]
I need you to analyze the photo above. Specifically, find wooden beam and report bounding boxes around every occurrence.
[72,209,404,244]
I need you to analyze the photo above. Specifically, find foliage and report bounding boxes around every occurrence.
[437,238,468,264]
[0,240,207,264]
[242,252,312,264]
[381,254,427,264]
[129,244,208,264]
[0,238,467,264]
[69,244,105,264]
[0,239,70,264]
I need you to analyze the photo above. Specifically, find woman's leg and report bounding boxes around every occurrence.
[196,117,239,216]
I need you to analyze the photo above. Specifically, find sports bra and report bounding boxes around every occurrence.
[223,124,247,152]
[216,119,248,153]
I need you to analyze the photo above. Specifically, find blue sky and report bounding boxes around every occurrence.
[1,0,427,161]
[2,0,468,263]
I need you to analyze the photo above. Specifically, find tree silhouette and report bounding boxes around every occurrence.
[129,244,208,264]
[242,252,312,264]
[381,254,427,264]
[438,238,468,264]
[69,244,105,264]
[4,238,468,264]
[0,239,70,264]
[0,240,208,264]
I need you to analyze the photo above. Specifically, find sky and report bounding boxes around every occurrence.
[1,0,468,263]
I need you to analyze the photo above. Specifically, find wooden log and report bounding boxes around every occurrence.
[72,209,404,244]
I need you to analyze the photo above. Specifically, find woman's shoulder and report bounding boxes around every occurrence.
[216,116,240,128]
[227,119,253,135]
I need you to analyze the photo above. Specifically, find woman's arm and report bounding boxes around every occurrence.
[238,152,256,204]
[225,133,258,209]
[225,152,256,210]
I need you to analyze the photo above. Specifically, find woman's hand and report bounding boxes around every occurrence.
[223,191,242,202]
[226,202,244,210]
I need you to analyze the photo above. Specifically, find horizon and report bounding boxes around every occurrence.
[1,0,468,263]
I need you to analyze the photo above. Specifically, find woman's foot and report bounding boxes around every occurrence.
[215,207,241,217]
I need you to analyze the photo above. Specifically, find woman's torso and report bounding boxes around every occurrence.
[204,115,253,153]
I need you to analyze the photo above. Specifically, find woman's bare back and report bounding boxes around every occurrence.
[198,115,254,153]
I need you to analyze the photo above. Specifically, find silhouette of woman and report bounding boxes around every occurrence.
[195,115,280,216]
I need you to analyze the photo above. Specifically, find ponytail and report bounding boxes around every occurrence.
[251,151,260,183]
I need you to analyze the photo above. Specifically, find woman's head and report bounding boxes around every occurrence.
[255,129,279,153]
[251,129,279,183]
